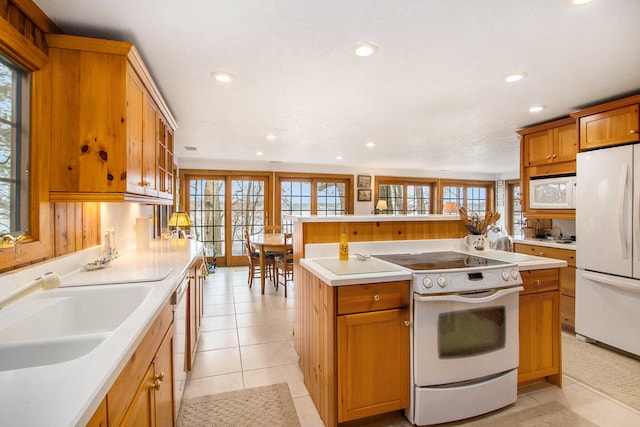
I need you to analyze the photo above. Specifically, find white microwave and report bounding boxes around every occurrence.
[529,175,576,209]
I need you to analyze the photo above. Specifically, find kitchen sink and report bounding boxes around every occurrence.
[0,334,106,371]
[0,284,152,340]
[0,284,152,370]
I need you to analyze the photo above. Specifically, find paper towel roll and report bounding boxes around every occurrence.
[136,217,151,250]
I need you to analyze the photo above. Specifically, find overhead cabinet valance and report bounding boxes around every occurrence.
[45,34,177,204]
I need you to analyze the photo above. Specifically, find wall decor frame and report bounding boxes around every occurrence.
[358,189,372,201]
[357,175,371,188]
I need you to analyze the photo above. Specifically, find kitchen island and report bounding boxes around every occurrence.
[297,246,567,427]
[0,239,203,427]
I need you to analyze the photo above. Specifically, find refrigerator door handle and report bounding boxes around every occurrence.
[618,164,629,259]
[581,271,640,293]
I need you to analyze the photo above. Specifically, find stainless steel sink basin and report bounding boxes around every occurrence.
[0,284,152,371]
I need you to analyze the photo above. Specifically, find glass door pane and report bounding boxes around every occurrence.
[281,180,311,233]
[231,179,266,257]
[189,179,225,259]
[316,182,345,216]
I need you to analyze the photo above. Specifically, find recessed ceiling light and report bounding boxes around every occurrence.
[210,71,235,83]
[572,0,592,4]
[529,105,546,113]
[184,146,197,151]
[336,155,343,160]
[256,151,264,156]
[505,72,528,83]
[366,142,376,148]
[351,42,379,57]
[266,134,277,140]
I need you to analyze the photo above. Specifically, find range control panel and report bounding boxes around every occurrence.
[413,266,522,294]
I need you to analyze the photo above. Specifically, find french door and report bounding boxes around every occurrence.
[184,172,271,266]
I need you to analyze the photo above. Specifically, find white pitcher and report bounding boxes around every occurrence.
[464,234,489,251]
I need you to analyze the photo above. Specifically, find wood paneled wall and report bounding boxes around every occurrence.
[0,1,102,272]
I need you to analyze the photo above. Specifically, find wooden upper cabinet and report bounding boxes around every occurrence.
[570,94,640,151]
[578,104,640,150]
[45,34,177,204]
[521,120,577,168]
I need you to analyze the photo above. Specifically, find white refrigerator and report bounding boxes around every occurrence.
[576,144,640,357]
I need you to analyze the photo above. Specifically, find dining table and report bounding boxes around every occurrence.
[249,233,287,294]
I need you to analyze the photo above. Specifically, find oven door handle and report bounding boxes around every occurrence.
[413,286,524,303]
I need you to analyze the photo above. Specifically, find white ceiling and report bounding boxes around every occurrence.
[35,0,640,177]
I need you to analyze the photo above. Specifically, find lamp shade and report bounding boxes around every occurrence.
[376,200,387,211]
[168,212,193,227]
[443,202,458,214]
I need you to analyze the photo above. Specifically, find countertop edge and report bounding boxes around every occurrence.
[284,214,461,223]
[301,250,567,286]
[513,238,576,250]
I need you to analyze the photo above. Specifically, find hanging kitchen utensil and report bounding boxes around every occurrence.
[464,224,481,235]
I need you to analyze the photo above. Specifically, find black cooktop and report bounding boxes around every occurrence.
[373,251,510,271]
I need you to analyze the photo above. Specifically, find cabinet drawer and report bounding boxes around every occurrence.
[520,269,559,295]
[515,244,575,267]
[337,281,409,315]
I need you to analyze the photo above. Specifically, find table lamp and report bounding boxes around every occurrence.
[443,202,458,215]
[168,211,193,238]
[375,200,387,214]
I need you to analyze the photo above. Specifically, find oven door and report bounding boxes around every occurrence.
[413,286,523,386]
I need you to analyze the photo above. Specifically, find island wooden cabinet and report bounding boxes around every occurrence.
[515,243,576,330]
[517,268,561,387]
[336,282,410,423]
[296,267,410,427]
[44,34,176,204]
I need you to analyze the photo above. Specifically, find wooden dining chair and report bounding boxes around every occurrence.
[244,229,262,288]
[274,233,294,297]
[264,225,282,234]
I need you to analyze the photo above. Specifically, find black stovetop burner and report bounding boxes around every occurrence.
[373,251,510,271]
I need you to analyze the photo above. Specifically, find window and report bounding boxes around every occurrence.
[505,179,523,236]
[182,170,271,266]
[277,174,352,232]
[0,56,29,235]
[441,180,495,217]
[376,177,436,214]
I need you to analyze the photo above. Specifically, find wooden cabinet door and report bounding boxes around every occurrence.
[579,104,640,150]
[120,364,155,427]
[337,308,410,422]
[154,325,175,427]
[554,123,578,163]
[86,398,107,427]
[187,271,198,371]
[524,130,553,166]
[126,66,145,196]
[143,93,159,197]
[518,291,560,385]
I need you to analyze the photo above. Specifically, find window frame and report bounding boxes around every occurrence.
[275,172,353,228]
[374,176,438,214]
[439,179,496,215]
[505,179,522,237]
[0,55,30,236]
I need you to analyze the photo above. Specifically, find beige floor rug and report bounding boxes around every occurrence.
[462,401,597,426]
[562,331,640,411]
[177,383,301,427]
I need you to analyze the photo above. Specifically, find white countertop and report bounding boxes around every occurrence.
[301,248,567,286]
[513,238,576,250]
[284,214,461,223]
[0,239,203,427]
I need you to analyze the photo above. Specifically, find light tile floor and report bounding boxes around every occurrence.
[183,267,640,426]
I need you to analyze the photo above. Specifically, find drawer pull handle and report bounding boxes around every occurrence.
[534,279,542,286]
[631,129,637,134]
[152,379,162,391]
[404,320,410,327]
[373,294,380,301]
[538,252,545,257]
[155,372,165,382]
